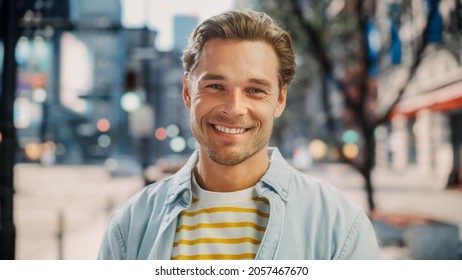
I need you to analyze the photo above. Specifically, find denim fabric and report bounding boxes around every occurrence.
[98,148,380,260]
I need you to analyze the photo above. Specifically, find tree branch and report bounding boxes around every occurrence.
[289,0,359,111]
[373,8,432,128]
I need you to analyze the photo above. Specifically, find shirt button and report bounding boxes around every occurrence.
[282,190,288,197]
[168,194,175,200]
[164,215,170,223]
[182,191,190,201]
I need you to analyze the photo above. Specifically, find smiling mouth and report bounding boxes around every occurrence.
[213,124,247,135]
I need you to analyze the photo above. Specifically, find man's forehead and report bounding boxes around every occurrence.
[185,39,283,91]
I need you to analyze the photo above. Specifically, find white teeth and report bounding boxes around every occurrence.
[214,125,246,134]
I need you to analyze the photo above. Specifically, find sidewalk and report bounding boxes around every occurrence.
[14,164,143,260]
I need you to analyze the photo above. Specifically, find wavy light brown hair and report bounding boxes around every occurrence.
[182,10,296,89]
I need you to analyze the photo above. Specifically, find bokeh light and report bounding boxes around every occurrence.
[309,139,328,160]
[155,127,168,141]
[170,136,186,153]
[120,92,141,112]
[97,118,111,133]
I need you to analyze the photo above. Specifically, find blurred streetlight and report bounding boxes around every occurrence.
[120,91,142,113]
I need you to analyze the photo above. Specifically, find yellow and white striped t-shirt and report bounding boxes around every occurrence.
[171,176,270,260]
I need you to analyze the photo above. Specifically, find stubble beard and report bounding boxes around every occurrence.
[191,119,272,167]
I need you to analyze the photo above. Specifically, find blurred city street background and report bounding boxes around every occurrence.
[1,0,462,260]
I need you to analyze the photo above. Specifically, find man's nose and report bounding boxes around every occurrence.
[220,88,248,116]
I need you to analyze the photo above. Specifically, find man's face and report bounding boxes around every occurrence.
[183,39,287,166]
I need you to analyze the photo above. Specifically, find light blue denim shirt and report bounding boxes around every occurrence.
[98,148,380,259]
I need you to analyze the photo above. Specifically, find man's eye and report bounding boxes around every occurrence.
[207,84,223,90]
[248,88,264,94]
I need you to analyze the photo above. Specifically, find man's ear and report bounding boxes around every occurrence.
[182,72,191,109]
[274,87,287,118]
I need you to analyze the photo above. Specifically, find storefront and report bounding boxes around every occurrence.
[389,81,462,188]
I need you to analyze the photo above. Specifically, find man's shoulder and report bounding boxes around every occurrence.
[289,170,340,199]
[266,148,354,204]
[290,168,338,192]
[115,176,174,217]
[114,152,197,219]
[137,175,175,200]
[285,167,363,214]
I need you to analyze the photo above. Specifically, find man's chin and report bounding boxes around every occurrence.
[205,145,263,167]
[209,153,246,167]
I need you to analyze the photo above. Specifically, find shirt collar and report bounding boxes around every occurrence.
[259,147,292,202]
[164,150,198,205]
[165,147,292,205]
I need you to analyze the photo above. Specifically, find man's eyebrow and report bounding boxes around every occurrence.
[248,78,272,87]
[199,74,273,87]
[200,73,226,81]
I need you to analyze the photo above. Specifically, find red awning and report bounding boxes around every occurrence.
[391,81,462,119]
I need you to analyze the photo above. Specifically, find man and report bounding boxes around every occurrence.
[98,10,380,260]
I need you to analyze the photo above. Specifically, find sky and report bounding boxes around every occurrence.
[121,0,235,51]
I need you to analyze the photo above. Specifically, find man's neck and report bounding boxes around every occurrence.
[194,148,270,192]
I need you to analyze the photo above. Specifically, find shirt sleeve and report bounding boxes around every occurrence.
[336,210,380,260]
[97,214,127,260]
